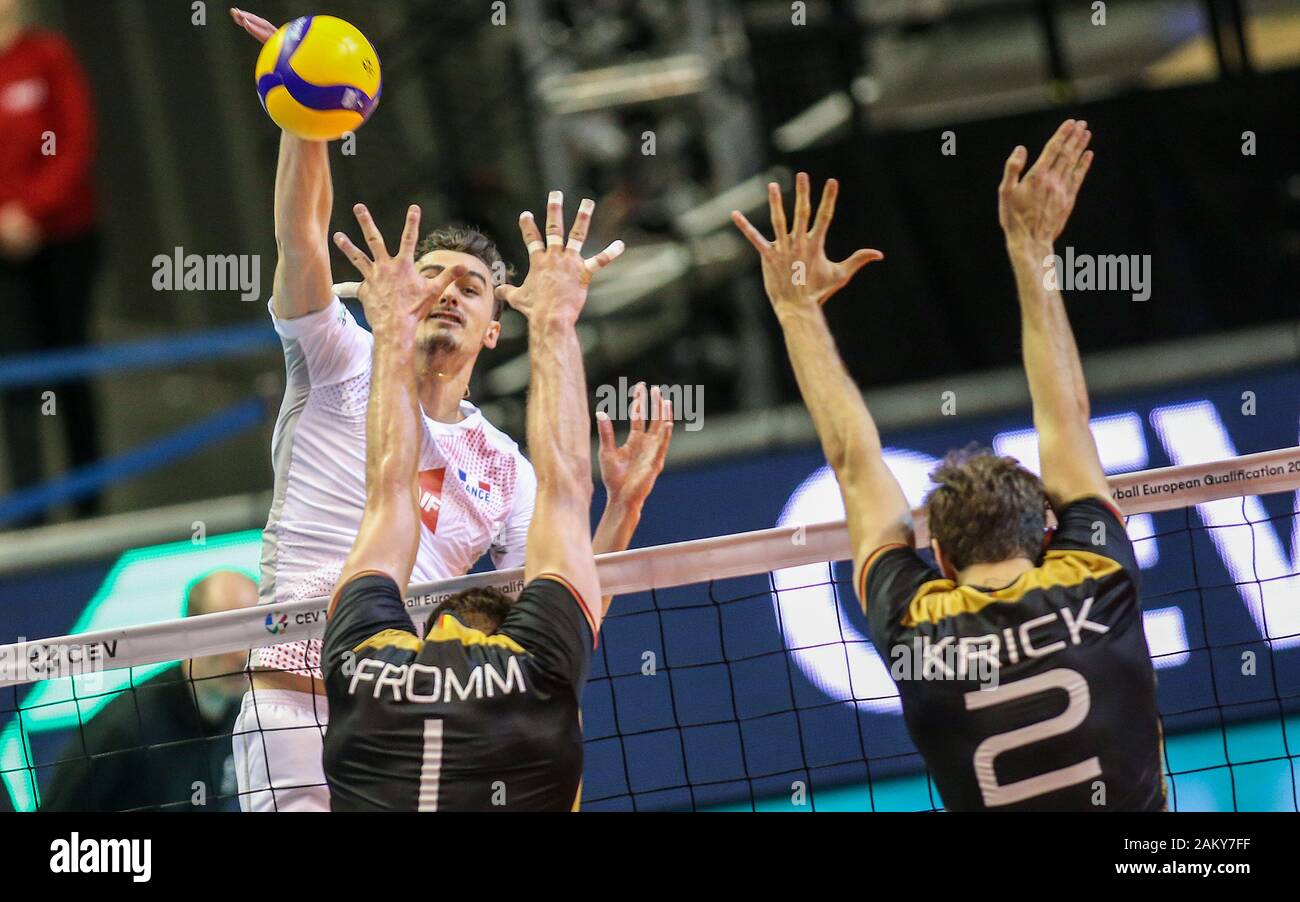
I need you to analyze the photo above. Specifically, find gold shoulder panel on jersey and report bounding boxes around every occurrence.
[354,628,423,654]
[426,614,526,654]
[901,549,1124,627]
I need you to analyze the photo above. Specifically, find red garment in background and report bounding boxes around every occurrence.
[0,29,96,242]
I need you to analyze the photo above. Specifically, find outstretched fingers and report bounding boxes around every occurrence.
[730,210,771,253]
[333,231,373,280]
[398,204,422,259]
[416,263,466,319]
[999,145,1028,196]
[596,409,617,454]
[567,198,594,255]
[629,383,648,433]
[351,203,389,260]
[1071,149,1095,195]
[650,396,674,465]
[792,171,812,234]
[544,190,565,250]
[495,283,522,312]
[230,7,277,43]
[841,247,884,281]
[1029,119,1075,178]
[811,178,840,240]
[768,181,788,241]
[517,211,544,257]
[1052,121,1090,179]
[584,240,626,276]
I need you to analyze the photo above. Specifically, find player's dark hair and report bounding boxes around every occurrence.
[426,587,516,637]
[415,225,513,321]
[924,445,1049,573]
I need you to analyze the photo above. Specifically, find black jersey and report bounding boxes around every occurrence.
[321,572,594,811]
[863,496,1164,811]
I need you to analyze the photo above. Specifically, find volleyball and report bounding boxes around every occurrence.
[254,15,381,142]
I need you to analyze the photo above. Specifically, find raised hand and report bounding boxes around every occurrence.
[731,173,882,312]
[333,204,464,336]
[229,7,278,43]
[998,119,1093,250]
[494,192,624,324]
[597,383,674,513]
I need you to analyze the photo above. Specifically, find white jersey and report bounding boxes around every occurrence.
[253,296,536,677]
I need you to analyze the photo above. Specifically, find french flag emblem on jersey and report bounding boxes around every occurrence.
[458,468,492,500]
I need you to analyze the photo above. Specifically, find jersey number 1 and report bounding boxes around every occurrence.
[418,719,443,811]
[963,668,1102,807]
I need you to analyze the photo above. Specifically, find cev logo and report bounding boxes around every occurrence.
[264,612,289,635]
[769,403,1300,713]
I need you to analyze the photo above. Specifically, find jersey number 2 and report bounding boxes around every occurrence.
[963,668,1102,807]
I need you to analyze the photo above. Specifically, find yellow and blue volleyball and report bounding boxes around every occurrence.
[254,15,381,142]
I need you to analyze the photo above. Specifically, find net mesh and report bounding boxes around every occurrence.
[3,461,1299,812]
[583,493,1300,811]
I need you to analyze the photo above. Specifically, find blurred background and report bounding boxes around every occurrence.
[0,0,1298,811]
[0,0,1296,533]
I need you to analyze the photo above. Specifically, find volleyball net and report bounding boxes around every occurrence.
[3,446,1299,811]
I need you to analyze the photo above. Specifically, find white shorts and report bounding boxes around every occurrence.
[232,688,331,812]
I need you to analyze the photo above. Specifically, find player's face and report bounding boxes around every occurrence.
[414,250,501,357]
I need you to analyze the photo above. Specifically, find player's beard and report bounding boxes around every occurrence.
[417,321,461,357]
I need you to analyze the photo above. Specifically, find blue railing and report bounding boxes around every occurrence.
[0,321,281,525]
[0,322,276,390]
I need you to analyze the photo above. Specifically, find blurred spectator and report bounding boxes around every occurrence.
[40,570,257,812]
[0,0,101,524]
